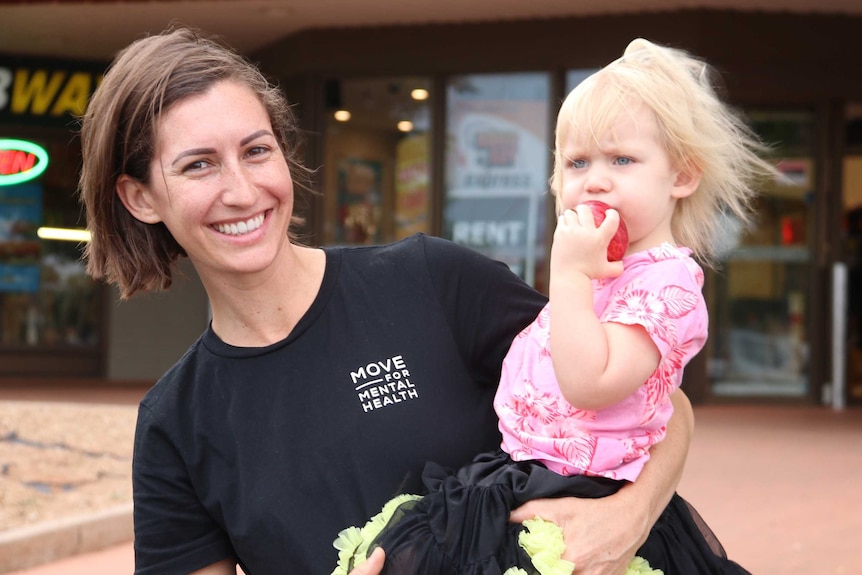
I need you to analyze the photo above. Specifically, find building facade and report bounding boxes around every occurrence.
[1,9,860,405]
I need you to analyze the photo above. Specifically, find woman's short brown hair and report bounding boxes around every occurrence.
[78,26,309,299]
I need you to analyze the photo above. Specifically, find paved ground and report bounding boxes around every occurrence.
[0,401,136,532]
[1,380,860,574]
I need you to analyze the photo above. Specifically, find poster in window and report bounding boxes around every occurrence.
[337,158,382,245]
[0,183,41,292]
[444,73,551,287]
[394,133,429,239]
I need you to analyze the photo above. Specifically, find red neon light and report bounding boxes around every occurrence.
[0,150,37,175]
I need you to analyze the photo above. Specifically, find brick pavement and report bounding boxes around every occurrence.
[2,380,860,575]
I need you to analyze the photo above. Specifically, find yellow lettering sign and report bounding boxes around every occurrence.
[51,72,93,116]
[12,69,66,115]
[6,68,104,118]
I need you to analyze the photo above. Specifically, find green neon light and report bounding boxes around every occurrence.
[0,139,50,186]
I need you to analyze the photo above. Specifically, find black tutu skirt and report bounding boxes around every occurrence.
[331,450,749,575]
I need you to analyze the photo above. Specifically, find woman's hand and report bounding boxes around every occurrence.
[509,390,694,575]
[347,547,385,575]
[510,492,648,575]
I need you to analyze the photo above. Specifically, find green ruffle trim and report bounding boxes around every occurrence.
[511,517,664,575]
[515,517,575,575]
[330,498,662,575]
[330,493,422,575]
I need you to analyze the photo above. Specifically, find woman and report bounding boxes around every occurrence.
[78,26,693,575]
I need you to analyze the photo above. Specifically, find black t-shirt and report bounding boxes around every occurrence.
[132,234,546,575]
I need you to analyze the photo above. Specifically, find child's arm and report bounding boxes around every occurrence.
[548,206,661,411]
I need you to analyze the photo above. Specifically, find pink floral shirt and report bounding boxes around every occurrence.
[495,244,707,481]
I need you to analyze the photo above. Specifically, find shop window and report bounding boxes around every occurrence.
[843,103,862,404]
[707,111,814,397]
[0,131,101,374]
[565,69,598,93]
[442,72,552,291]
[322,77,432,246]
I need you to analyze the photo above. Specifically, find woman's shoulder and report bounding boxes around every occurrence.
[138,335,207,420]
[334,233,503,275]
[337,233,475,256]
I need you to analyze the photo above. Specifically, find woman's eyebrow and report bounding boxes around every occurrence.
[170,130,274,166]
[240,129,274,146]
[171,147,215,166]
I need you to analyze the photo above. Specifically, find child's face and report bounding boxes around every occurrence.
[557,105,698,253]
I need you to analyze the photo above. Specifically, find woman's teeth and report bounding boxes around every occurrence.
[214,214,265,236]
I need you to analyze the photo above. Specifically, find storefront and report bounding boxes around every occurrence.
[254,10,862,405]
[1,9,860,405]
[0,56,105,377]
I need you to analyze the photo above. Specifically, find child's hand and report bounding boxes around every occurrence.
[551,205,625,281]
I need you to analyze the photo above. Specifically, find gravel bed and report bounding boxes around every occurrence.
[0,401,136,532]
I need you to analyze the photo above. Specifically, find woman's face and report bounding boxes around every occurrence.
[135,80,294,281]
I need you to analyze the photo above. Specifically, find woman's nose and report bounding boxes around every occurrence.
[220,163,256,205]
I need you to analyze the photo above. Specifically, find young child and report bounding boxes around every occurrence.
[334,38,776,575]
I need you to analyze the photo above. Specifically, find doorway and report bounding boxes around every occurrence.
[843,103,862,404]
[707,111,815,398]
[321,76,433,246]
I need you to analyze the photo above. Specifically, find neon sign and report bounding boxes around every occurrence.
[0,139,49,186]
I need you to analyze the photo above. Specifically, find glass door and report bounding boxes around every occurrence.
[321,76,433,246]
[707,111,815,398]
[442,72,552,291]
[843,103,862,404]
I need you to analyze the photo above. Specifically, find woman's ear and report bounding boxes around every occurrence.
[671,167,702,199]
[116,175,162,224]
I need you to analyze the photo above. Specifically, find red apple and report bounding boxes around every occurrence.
[580,200,629,262]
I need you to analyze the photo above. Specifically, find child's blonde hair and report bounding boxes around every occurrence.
[551,38,778,265]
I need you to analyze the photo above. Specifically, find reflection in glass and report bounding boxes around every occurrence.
[0,237,98,348]
[708,111,813,397]
[565,69,599,93]
[843,103,862,403]
[322,77,432,246]
[443,73,551,290]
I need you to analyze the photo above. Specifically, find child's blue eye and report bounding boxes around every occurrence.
[571,159,588,169]
[615,157,632,166]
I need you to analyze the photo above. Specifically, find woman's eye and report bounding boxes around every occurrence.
[184,160,209,172]
[246,145,271,159]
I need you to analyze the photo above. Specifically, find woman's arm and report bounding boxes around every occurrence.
[509,389,694,575]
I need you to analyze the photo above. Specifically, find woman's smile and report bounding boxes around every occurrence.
[212,211,268,236]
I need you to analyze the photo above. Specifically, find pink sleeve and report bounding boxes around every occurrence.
[600,258,707,360]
